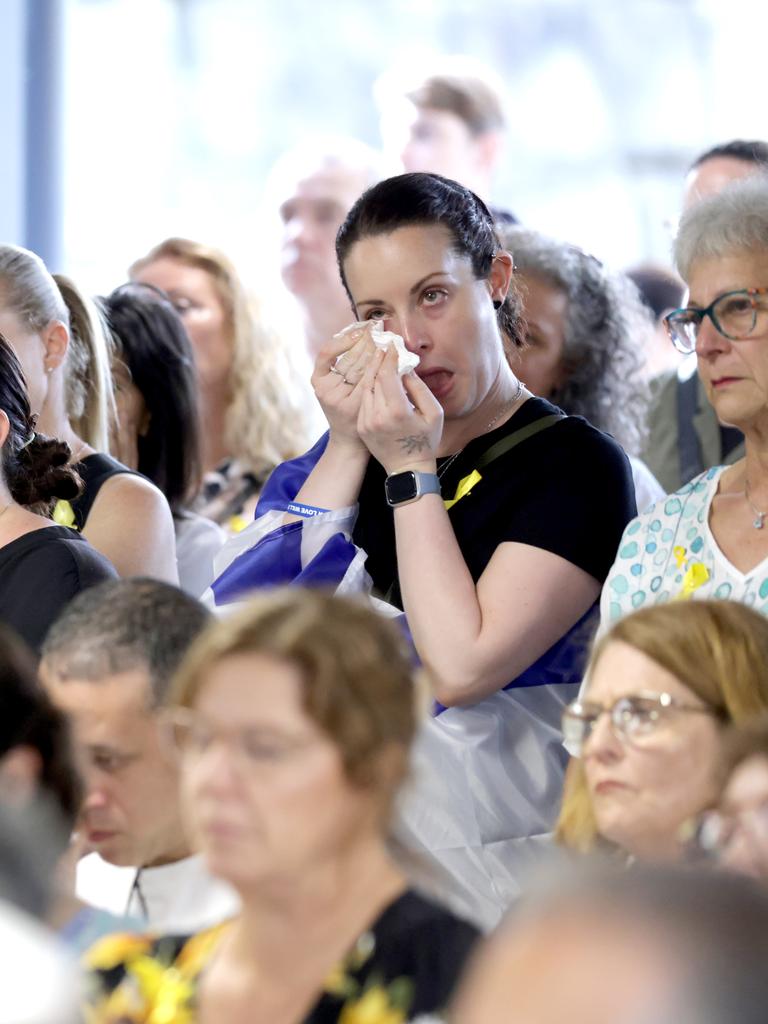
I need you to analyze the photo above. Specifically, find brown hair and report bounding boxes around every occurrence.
[0,333,81,509]
[129,237,310,475]
[720,713,768,783]
[170,589,418,800]
[557,600,768,852]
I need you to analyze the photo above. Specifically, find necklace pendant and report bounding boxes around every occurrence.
[755,514,766,530]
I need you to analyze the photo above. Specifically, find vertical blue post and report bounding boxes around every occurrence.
[24,0,64,267]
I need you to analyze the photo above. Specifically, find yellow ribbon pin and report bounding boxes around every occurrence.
[673,545,686,569]
[53,499,77,529]
[678,562,710,600]
[444,470,482,511]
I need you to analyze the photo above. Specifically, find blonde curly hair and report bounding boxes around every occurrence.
[130,237,312,477]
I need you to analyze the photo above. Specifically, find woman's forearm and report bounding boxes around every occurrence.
[286,438,370,520]
[393,494,489,694]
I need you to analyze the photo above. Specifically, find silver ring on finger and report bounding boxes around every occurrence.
[330,366,354,385]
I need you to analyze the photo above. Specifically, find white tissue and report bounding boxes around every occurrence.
[333,320,420,376]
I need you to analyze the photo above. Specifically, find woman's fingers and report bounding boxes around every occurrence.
[402,369,442,420]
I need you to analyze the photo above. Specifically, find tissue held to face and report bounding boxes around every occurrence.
[332,320,419,383]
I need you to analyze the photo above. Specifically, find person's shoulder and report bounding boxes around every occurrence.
[376,889,480,946]
[41,526,117,574]
[19,527,118,592]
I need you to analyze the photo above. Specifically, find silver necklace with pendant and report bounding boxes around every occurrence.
[744,478,767,530]
[438,379,524,480]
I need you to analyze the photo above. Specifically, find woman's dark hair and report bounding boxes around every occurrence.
[100,283,202,514]
[0,623,82,832]
[0,333,81,508]
[336,172,524,347]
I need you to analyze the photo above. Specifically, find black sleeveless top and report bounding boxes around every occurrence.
[69,453,143,531]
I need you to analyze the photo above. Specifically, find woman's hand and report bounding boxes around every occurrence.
[358,346,444,475]
[312,329,378,453]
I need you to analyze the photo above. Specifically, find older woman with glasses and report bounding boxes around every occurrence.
[557,600,768,859]
[602,177,768,625]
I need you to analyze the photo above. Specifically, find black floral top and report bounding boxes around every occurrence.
[83,890,479,1023]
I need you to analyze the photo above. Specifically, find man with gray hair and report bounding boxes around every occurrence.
[40,578,237,933]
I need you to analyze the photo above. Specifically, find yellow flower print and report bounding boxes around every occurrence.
[338,985,407,1024]
[83,932,153,971]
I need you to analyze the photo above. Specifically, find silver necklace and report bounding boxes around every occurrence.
[437,379,525,479]
[744,478,767,530]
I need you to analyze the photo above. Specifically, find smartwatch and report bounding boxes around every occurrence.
[385,471,441,507]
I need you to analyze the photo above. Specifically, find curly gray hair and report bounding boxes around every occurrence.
[500,226,653,455]
[674,174,768,281]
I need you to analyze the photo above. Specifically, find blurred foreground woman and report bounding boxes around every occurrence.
[84,590,479,1024]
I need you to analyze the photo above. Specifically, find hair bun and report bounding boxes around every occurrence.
[12,434,83,508]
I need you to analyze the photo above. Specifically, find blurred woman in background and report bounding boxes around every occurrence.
[85,589,479,1023]
[101,283,224,596]
[0,245,177,581]
[499,225,663,512]
[130,237,313,530]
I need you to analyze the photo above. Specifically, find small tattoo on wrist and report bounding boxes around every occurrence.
[397,434,430,454]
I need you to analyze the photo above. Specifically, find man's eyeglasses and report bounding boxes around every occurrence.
[562,692,717,759]
[663,287,768,354]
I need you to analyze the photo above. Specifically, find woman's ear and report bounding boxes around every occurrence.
[488,250,514,305]
[0,409,10,449]
[40,320,69,373]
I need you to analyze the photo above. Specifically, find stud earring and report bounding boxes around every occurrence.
[493,299,503,310]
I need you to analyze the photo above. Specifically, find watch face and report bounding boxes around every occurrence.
[386,471,418,505]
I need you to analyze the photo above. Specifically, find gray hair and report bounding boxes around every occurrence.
[674,175,768,281]
[40,578,211,707]
[502,226,652,455]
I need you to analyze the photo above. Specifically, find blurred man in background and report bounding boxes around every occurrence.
[267,137,383,359]
[376,55,509,209]
[41,579,238,933]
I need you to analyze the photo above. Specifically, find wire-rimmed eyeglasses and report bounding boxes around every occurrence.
[562,691,718,759]
[663,287,768,354]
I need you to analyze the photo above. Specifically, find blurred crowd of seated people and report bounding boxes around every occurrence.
[3,49,768,1024]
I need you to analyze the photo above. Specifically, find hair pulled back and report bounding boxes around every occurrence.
[336,172,524,348]
[0,246,113,452]
[0,334,81,508]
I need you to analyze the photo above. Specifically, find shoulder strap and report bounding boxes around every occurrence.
[474,412,566,472]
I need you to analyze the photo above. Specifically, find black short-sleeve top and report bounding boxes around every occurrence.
[353,397,637,608]
[84,889,480,1022]
[0,525,118,652]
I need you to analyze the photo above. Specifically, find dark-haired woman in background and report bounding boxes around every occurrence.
[0,334,116,653]
[101,284,225,597]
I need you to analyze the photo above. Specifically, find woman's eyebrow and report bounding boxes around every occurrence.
[357,272,449,307]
